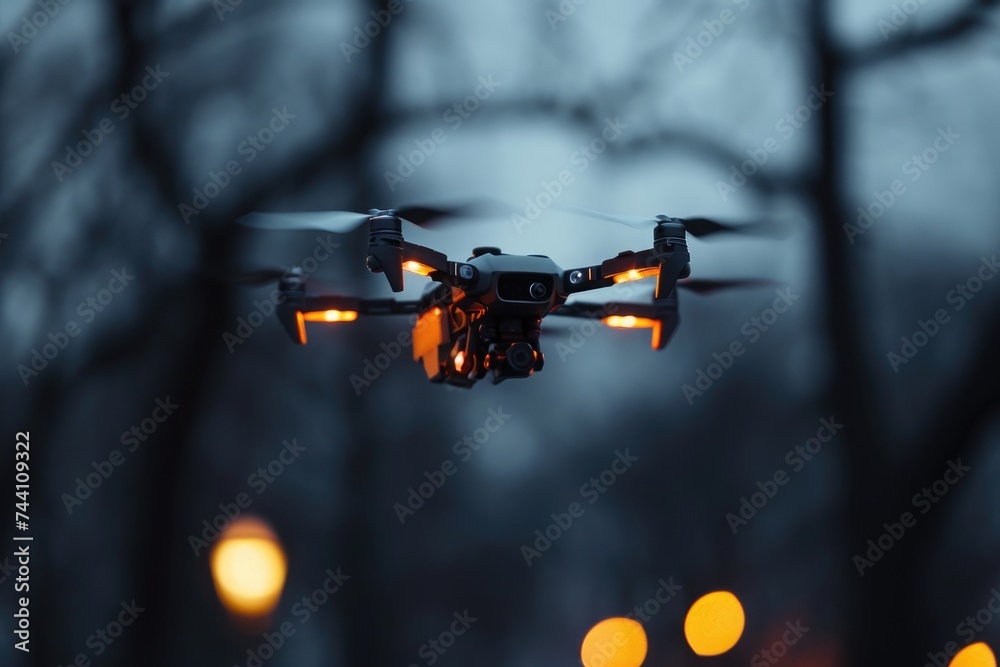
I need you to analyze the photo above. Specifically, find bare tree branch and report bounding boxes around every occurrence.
[845,0,999,68]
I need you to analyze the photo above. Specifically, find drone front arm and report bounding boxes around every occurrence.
[563,234,691,303]
[399,241,448,278]
[276,295,421,345]
[561,249,659,296]
[399,241,481,289]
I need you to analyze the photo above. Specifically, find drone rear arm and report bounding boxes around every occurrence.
[550,296,680,350]
[555,233,690,350]
[276,295,421,345]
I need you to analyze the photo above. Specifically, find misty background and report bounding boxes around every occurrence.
[1,0,999,665]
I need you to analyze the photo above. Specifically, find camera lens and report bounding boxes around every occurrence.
[506,342,535,373]
[529,282,547,300]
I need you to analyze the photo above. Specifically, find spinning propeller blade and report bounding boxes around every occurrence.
[559,204,783,238]
[677,217,783,238]
[237,199,509,233]
[237,211,369,234]
[224,269,289,285]
[392,203,496,227]
[622,278,782,297]
[678,278,783,294]
[220,267,339,293]
[557,204,654,229]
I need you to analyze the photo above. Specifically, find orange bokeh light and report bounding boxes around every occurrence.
[949,643,997,667]
[210,517,287,618]
[684,590,745,656]
[580,618,648,667]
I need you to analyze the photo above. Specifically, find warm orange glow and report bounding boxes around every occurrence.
[302,309,359,322]
[684,591,745,656]
[295,310,307,344]
[650,321,664,350]
[454,350,466,371]
[580,618,648,667]
[403,260,435,276]
[613,267,659,284]
[950,643,997,667]
[211,517,287,618]
[603,315,658,329]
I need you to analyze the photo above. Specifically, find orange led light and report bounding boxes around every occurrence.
[612,267,659,284]
[454,350,466,371]
[403,260,435,276]
[603,315,658,329]
[302,310,359,323]
[651,321,664,350]
[295,311,307,344]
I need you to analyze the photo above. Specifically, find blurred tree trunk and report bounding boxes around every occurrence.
[335,2,397,665]
[811,0,1000,662]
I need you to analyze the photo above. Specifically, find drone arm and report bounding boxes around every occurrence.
[564,234,691,303]
[550,296,680,351]
[276,295,421,344]
[368,239,478,292]
[399,241,481,288]
[399,241,448,278]
[561,249,662,296]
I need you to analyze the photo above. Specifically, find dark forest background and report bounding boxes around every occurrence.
[1,0,999,665]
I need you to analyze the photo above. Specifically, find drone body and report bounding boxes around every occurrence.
[240,206,774,388]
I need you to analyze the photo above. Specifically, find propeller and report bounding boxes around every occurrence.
[236,200,509,233]
[391,203,498,228]
[557,203,784,239]
[237,211,369,234]
[540,323,580,339]
[617,278,782,297]
[224,268,289,286]
[217,266,340,294]
[678,278,782,294]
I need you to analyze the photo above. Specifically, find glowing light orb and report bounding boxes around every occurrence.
[949,643,997,667]
[683,590,745,656]
[580,617,648,667]
[210,516,287,618]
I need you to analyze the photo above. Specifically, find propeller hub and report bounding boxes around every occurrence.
[278,266,306,291]
[369,214,402,229]
[654,220,687,242]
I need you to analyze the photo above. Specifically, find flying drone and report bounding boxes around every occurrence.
[236,204,777,388]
